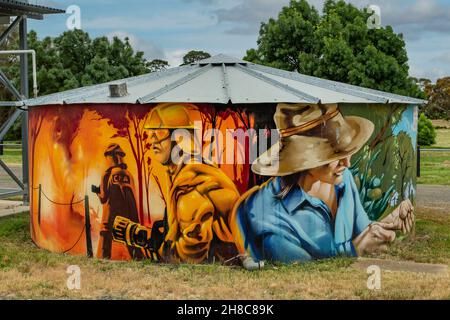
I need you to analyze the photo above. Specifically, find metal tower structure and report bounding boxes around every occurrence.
[0,0,64,203]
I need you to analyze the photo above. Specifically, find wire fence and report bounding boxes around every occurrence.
[32,184,93,258]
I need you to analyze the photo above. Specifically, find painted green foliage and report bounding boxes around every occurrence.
[346,104,416,220]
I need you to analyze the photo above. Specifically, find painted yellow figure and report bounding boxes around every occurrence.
[146,104,239,263]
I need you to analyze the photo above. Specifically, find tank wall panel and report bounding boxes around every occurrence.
[28,103,417,263]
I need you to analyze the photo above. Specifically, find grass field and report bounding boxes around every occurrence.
[418,151,450,185]
[0,210,449,300]
[435,129,450,148]
[0,145,22,165]
[418,125,450,185]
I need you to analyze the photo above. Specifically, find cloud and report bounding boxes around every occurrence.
[436,52,450,65]
[213,0,291,34]
[85,11,215,31]
[180,0,220,4]
[409,63,449,82]
[165,49,191,67]
[208,0,450,40]
[345,0,450,40]
[106,31,166,61]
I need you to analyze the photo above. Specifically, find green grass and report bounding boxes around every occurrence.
[417,127,450,185]
[0,145,22,164]
[382,209,450,264]
[418,151,450,185]
[0,210,449,299]
[435,129,450,148]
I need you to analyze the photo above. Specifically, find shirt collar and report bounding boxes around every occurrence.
[273,175,347,214]
[272,177,308,213]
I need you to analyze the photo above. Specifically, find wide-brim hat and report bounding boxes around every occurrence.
[252,103,374,177]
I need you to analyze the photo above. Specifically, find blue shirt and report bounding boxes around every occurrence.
[236,169,371,263]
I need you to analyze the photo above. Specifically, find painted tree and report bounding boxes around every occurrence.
[396,131,415,200]
[229,107,255,191]
[94,105,152,224]
[29,107,47,239]
[198,104,228,165]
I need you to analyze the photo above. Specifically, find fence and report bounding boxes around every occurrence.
[33,184,93,258]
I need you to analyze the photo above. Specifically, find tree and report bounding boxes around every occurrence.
[0,23,21,141]
[244,0,423,98]
[182,50,211,65]
[418,113,437,146]
[0,29,153,139]
[422,77,450,120]
[147,59,169,73]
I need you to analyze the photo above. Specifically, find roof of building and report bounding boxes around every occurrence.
[0,0,65,20]
[24,54,427,106]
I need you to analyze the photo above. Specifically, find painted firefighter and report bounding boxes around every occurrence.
[146,103,239,263]
[93,143,144,260]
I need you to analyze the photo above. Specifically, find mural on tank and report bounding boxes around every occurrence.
[28,102,417,264]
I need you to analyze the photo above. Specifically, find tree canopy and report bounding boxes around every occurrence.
[182,50,211,65]
[244,0,423,98]
[421,77,450,120]
[0,29,164,139]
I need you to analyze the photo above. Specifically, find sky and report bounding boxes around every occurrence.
[30,0,450,82]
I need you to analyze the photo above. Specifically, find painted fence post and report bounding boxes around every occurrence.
[38,184,41,225]
[84,195,93,258]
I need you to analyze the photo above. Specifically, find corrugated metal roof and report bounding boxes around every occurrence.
[24,54,427,106]
[0,0,65,20]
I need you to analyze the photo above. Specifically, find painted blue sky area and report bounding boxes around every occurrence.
[30,0,450,81]
[393,106,418,148]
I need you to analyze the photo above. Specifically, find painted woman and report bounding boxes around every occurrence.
[232,104,414,264]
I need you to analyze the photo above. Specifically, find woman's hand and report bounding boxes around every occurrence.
[353,222,397,256]
[381,199,415,234]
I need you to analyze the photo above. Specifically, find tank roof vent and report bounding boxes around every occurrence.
[109,83,128,98]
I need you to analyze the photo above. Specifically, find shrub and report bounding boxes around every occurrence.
[418,113,437,146]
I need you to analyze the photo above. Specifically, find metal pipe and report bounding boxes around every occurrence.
[241,255,264,271]
[20,17,30,206]
[0,49,38,98]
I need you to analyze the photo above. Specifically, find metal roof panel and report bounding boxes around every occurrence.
[23,54,427,106]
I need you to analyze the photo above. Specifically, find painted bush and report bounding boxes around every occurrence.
[28,102,417,264]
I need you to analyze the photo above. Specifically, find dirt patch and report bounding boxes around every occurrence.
[353,258,448,274]
[432,120,450,129]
